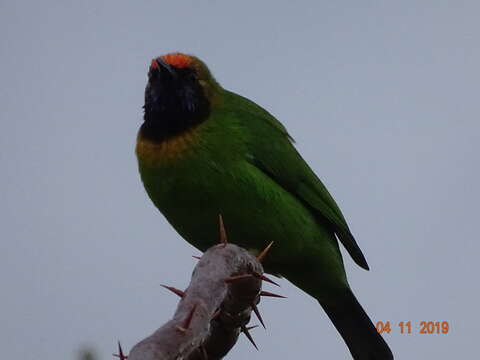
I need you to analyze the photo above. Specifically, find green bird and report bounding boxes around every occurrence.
[136,52,393,359]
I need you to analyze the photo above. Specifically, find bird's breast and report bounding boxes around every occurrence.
[135,128,200,167]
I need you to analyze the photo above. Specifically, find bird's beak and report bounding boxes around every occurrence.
[150,58,176,78]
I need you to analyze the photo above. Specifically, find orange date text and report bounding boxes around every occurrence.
[375,321,449,335]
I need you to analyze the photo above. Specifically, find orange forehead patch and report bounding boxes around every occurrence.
[161,53,192,68]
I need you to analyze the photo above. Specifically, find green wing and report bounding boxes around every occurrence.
[227,91,369,270]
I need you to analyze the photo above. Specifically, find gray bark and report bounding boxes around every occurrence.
[128,243,265,360]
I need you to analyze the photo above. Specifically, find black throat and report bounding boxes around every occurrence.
[141,67,211,142]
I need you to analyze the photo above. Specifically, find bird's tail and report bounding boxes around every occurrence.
[319,288,393,359]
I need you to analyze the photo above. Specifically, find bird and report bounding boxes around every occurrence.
[136,52,393,359]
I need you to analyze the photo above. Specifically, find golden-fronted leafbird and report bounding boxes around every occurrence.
[136,53,393,359]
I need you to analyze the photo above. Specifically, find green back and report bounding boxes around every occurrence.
[220,90,369,270]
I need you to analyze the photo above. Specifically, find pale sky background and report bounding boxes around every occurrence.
[1,1,478,359]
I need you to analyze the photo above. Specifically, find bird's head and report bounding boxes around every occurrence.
[143,52,220,141]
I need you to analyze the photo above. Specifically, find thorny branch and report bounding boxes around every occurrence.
[118,216,283,360]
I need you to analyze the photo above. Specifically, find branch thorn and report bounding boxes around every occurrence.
[160,284,185,298]
[218,214,228,247]
[224,274,253,283]
[253,272,280,287]
[241,324,259,350]
[257,241,274,263]
[260,290,286,298]
[212,308,221,320]
[251,303,265,329]
[113,341,128,360]
[176,304,197,333]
